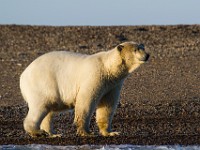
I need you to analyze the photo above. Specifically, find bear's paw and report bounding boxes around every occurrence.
[101,131,120,137]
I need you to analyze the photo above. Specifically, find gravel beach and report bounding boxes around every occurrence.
[0,25,200,145]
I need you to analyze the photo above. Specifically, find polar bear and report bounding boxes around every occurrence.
[20,41,149,137]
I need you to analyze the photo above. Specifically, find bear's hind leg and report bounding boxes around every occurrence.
[40,112,62,138]
[24,105,49,137]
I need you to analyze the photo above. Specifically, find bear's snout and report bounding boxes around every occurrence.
[144,53,150,62]
[140,53,150,62]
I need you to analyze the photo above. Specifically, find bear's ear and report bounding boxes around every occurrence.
[117,45,124,52]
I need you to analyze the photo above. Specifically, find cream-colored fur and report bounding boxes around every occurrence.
[20,41,149,137]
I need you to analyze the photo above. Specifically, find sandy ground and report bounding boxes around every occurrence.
[0,25,200,145]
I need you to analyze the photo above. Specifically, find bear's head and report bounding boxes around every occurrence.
[117,42,150,73]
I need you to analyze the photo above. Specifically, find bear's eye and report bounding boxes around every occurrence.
[134,47,139,52]
[138,44,145,50]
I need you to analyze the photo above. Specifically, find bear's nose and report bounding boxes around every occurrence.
[144,53,150,61]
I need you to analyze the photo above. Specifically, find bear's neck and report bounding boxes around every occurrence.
[103,49,129,82]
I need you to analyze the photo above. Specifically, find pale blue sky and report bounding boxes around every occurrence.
[0,0,200,26]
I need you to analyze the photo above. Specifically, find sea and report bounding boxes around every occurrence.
[1,144,200,150]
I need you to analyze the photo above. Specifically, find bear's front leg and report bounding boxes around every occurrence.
[74,90,98,136]
[96,86,122,136]
[75,117,92,136]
